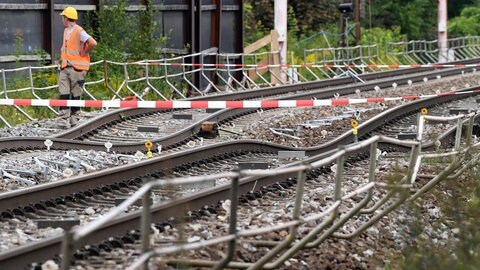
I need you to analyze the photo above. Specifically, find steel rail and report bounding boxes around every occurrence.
[1,91,479,267]
[1,62,479,154]
[56,59,479,141]
[0,140,285,213]
[0,82,478,156]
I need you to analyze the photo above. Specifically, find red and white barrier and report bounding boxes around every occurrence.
[0,90,478,109]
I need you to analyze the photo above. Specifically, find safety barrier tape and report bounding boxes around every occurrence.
[0,90,479,109]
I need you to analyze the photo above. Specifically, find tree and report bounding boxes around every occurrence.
[85,0,167,62]
[449,3,480,37]
[245,0,480,42]
[448,0,477,18]
[366,0,437,40]
[245,0,338,37]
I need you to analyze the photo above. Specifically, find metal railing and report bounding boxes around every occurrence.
[303,44,388,81]
[1,36,480,127]
[61,111,480,269]
[303,36,480,81]
[386,36,480,64]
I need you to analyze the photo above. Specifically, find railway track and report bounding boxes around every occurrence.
[1,59,479,154]
[0,80,479,268]
[1,71,479,193]
[0,60,480,268]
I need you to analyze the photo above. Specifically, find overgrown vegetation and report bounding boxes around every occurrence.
[84,0,168,62]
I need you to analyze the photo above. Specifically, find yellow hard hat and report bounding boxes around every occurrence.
[60,6,78,20]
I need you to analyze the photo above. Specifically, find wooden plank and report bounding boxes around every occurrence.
[244,34,272,54]
[270,30,280,84]
[0,4,46,10]
[0,55,52,63]
[54,4,96,11]
[244,30,281,83]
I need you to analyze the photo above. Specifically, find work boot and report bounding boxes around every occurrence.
[70,112,79,127]
[58,109,71,119]
[55,117,71,129]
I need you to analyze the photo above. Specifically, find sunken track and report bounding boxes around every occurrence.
[1,59,480,154]
[1,90,479,268]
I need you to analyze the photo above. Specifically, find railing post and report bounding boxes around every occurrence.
[248,166,308,269]
[213,171,240,270]
[368,142,378,184]
[406,142,421,186]
[61,231,75,270]
[466,115,475,147]
[141,183,152,270]
[453,117,464,164]
[333,150,345,218]
[454,117,463,151]
[0,69,12,127]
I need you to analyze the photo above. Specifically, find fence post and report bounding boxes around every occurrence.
[333,150,345,218]
[213,172,240,270]
[61,231,75,270]
[249,166,307,269]
[140,183,152,270]
[453,117,464,164]
[466,114,475,153]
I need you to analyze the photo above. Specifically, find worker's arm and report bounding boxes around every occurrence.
[80,37,97,57]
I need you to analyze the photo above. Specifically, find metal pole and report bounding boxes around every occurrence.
[47,0,55,63]
[333,154,345,218]
[438,0,448,62]
[274,0,288,82]
[354,0,361,44]
[61,232,74,270]
[141,185,152,270]
[345,16,349,63]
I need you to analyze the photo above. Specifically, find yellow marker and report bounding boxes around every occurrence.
[420,108,428,115]
[353,128,358,135]
[145,141,153,158]
[351,119,359,128]
[145,141,153,150]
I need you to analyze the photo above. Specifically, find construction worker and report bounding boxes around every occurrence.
[58,6,97,127]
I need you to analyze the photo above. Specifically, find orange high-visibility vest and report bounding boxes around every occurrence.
[60,26,90,71]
